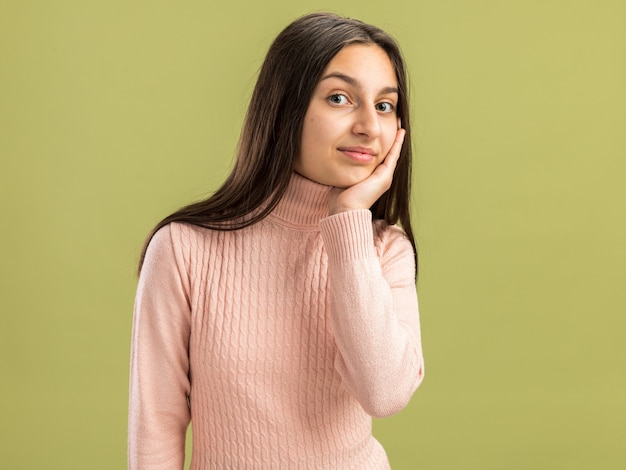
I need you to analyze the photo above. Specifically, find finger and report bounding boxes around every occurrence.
[380,128,406,171]
[369,128,405,190]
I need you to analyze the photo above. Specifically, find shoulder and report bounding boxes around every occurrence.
[145,222,212,272]
[372,220,416,277]
[373,220,412,254]
[166,221,210,249]
[147,222,193,254]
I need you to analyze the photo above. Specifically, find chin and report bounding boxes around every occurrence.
[296,168,374,189]
[331,171,373,189]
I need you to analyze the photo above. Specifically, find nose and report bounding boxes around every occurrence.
[352,104,381,139]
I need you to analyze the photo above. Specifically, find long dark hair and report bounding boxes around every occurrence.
[139,12,417,275]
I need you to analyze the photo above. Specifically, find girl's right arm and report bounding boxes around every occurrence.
[128,224,192,469]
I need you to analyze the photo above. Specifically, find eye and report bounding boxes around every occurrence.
[328,94,349,105]
[376,102,395,113]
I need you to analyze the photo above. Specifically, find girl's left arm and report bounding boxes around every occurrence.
[319,210,424,418]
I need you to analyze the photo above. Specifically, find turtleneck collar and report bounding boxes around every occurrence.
[268,172,333,229]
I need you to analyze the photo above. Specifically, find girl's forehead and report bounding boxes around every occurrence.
[317,44,397,89]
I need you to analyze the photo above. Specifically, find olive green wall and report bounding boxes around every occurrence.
[1,1,624,468]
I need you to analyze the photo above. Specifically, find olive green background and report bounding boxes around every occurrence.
[1,1,624,468]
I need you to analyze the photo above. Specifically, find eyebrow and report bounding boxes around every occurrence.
[320,72,399,95]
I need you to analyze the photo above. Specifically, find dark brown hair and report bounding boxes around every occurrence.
[139,12,417,275]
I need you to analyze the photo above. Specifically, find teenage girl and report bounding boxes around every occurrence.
[129,12,424,469]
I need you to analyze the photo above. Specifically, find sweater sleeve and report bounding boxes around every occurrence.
[128,224,192,469]
[319,209,424,418]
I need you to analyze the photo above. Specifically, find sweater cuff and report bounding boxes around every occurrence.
[319,209,376,263]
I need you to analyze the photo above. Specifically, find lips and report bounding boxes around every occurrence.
[338,146,376,163]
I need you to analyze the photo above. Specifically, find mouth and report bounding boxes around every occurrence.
[337,146,376,163]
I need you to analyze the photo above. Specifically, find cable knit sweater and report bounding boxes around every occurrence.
[128,173,424,469]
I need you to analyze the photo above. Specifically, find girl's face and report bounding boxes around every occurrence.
[295,44,399,188]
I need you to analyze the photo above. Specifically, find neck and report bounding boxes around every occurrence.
[268,173,333,229]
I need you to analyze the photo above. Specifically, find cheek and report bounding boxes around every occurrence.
[306,114,338,142]
[301,116,324,150]
[381,121,398,155]
[300,117,319,158]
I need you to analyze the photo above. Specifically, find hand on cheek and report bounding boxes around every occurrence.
[328,127,406,215]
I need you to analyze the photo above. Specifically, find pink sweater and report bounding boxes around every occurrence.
[129,173,424,469]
